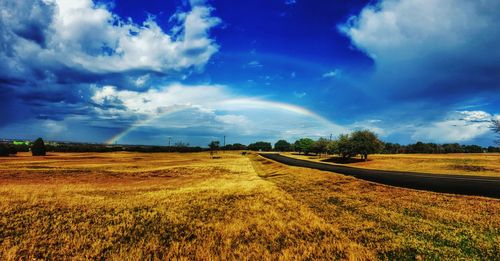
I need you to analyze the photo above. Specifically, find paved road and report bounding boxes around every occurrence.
[260,153,500,199]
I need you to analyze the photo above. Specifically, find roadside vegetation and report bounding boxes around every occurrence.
[0,152,498,259]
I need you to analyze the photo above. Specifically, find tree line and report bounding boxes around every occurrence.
[0,138,205,156]
[237,131,500,161]
[1,127,499,159]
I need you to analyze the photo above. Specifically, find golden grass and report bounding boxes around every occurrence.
[283,152,500,177]
[1,152,499,259]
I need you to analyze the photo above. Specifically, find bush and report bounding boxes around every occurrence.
[32,138,46,156]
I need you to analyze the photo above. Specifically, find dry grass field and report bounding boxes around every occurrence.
[284,152,500,177]
[0,152,499,259]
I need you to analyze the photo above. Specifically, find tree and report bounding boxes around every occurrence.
[294,138,315,155]
[327,139,338,155]
[383,142,402,154]
[223,143,247,150]
[487,146,500,153]
[208,140,220,157]
[462,145,483,153]
[350,130,383,161]
[231,143,247,150]
[312,138,330,157]
[7,145,17,155]
[274,140,291,152]
[492,119,500,145]
[0,144,9,157]
[335,134,354,159]
[208,140,220,151]
[31,138,46,156]
[248,141,272,151]
[442,143,463,153]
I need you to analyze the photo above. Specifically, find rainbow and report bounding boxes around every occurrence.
[105,52,340,144]
[106,98,335,144]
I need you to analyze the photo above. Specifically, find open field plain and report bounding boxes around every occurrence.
[284,152,500,177]
[1,152,499,259]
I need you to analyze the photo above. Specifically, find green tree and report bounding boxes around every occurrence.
[7,145,17,155]
[248,142,272,151]
[224,143,247,150]
[350,130,383,161]
[294,138,315,155]
[0,144,9,157]
[31,138,46,156]
[274,140,292,152]
[312,138,330,157]
[208,140,220,151]
[327,139,338,155]
[335,134,354,159]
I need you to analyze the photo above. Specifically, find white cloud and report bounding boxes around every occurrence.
[215,114,248,126]
[42,120,67,134]
[322,69,341,78]
[134,74,150,87]
[411,111,497,143]
[340,0,499,62]
[92,84,228,116]
[246,60,263,68]
[1,0,220,77]
[458,111,492,122]
[339,0,500,95]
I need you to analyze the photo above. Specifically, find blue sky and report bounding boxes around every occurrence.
[0,0,499,146]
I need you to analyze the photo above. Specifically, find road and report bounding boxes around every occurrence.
[259,153,500,199]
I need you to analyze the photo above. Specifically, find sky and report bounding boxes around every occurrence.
[0,0,499,146]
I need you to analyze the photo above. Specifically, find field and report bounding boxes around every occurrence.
[284,152,500,177]
[0,152,499,259]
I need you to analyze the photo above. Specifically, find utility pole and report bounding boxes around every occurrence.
[329,134,333,141]
[168,137,171,152]
[223,135,226,153]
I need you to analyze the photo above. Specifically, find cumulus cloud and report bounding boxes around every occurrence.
[411,111,498,143]
[340,0,500,100]
[0,0,222,135]
[0,0,220,83]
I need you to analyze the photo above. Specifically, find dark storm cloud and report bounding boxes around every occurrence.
[6,1,54,47]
